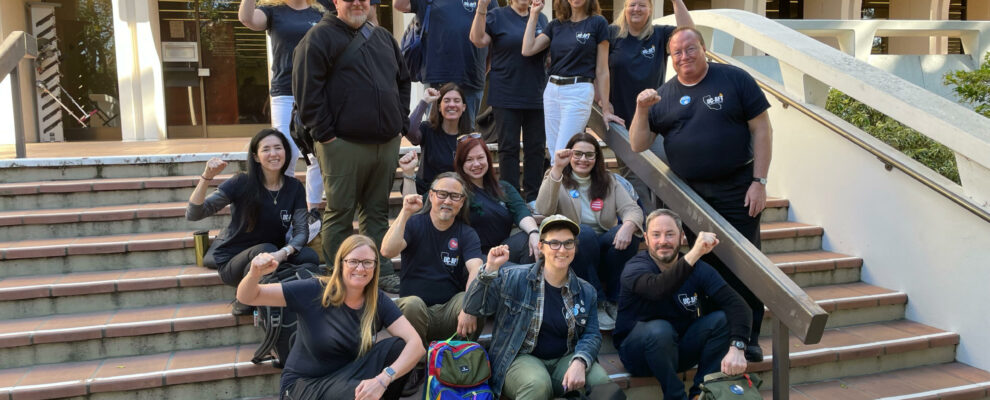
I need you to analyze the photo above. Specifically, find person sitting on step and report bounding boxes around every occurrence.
[236,234,424,400]
[186,128,320,315]
[402,85,474,195]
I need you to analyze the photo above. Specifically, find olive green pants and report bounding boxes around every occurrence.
[502,353,610,400]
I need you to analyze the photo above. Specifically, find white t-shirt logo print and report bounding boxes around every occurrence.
[462,0,478,12]
[575,32,591,44]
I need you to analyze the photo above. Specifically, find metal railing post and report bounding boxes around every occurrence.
[10,67,25,158]
[773,318,791,400]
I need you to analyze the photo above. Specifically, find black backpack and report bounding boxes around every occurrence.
[289,104,315,166]
[400,0,432,82]
[251,262,322,368]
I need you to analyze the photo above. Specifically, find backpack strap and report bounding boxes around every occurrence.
[331,22,374,76]
[251,307,283,364]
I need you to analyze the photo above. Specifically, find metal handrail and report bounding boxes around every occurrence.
[587,112,828,400]
[0,31,38,159]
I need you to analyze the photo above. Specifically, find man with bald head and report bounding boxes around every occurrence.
[627,26,772,362]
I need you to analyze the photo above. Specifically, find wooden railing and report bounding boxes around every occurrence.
[0,31,38,159]
[587,113,828,400]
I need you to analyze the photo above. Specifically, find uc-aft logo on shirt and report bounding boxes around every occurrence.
[280,210,290,228]
[703,93,724,110]
[462,0,478,12]
[678,293,699,312]
[641,45,655,59]
[575,32,591,44]
[441,252,459,267]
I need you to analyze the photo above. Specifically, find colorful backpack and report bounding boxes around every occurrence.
[424,336,495,400]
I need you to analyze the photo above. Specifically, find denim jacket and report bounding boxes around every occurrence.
[464,260,602,397]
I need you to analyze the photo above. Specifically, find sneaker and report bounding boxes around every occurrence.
[745,345,764,362]
[379,273,401,294]
[401,365,424,397]
[597,303,616,331]
[605,301,618,319]
[306,209,322,244]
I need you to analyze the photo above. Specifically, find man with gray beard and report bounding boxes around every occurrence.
[613,209,751,400]
[293,0,410,293]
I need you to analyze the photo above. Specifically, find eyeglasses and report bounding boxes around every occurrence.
[343,258,376,269]
[456,133,482,143]
[671,46,700,59]
[570,151,596,160]
[541,239,576,250]
[431,188,466,201]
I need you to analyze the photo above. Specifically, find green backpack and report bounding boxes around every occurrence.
[699,372,763,400]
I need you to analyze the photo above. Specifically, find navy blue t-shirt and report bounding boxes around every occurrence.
[485,7,548,109]
[411,0,497,89]
[279,279,402,393]
[531,282,569,359]
[467,182,529,253]
[212,174,305,266]
[608,24,675,126]
[613,251,726,348]
[543,15,609,79]
[259,5,324,96]
[647,63,771,181]
[417,121,457,188]
[400,213,484,306]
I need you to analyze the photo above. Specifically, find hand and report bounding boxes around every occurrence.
[744,181,767,218]
[636,89,661,109]
[354,376,388,400]
[603,110,625,128]
[269,249,288,263]
[530,0,544,14]
[552,148,572,170]
[203,157,228,180]
[398,151,418,175]
[456,310,477,337]
[721,347,748,376]
[423,87,441,104]
[692,231,719,255]
[486,244,511,272]
[401,194,424,214]
[476,0,490,12]
[561,359,587,393]
[612,223,635,250]
[528,232,540,258]
[250,252,279,276]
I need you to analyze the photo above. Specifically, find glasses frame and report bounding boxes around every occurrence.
[541,239,577,250]
[343,258,377,270]
[570,150,597,160]
[430,188,466,202]
[456,133,482,143]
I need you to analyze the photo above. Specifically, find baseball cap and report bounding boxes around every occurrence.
[539,214,580,237]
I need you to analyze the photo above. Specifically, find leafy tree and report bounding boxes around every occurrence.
[943,52,990,118]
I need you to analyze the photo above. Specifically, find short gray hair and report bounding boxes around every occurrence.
[645,208,683,235]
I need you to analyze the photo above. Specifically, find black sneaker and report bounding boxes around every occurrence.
[745,345,764,362]
[379,273,400,294]
[401,365,424,397]
[231,300,254,316]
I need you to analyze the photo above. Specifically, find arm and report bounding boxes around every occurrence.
[745,110,772,217]
[521,0,550,56]
[286,207,308,253]
[712,284,752,375]
[670,0,694,29]
[238,0,268,31]
[186,158,231,221]
[406,88,439,145]
[382,317,427,384]
[380,194,422,258]
[456,256,484,337]
[393,0,412,13]
[629,232,718,301]
[398,151,419,196]
[293,32,336,143]
[469,0,493,48]
[595,40,622,127]
[567,286,602,389]
[236,252,287,307]
[464,245,510,317]
[629,89,660,152]
[534,149,572,215]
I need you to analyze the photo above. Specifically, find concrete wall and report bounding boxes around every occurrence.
[0,0,38,145]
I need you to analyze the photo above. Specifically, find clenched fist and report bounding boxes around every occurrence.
[203,157,228,180]
[636,89,661,109]
[402,194,424,214]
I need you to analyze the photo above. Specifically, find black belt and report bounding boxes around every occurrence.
[549,76,594,85]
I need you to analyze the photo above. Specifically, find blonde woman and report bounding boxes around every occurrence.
[239,0,327,212]
[236,235,424,400]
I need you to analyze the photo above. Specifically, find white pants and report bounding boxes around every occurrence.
[543,80,594,166]
[271,95,324,206]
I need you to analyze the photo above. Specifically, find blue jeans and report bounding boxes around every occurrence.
[618,311,730,400]
[571,224,641,303]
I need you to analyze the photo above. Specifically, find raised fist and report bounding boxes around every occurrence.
[250,252,279,276]
[398,151,418,175]
[531,0,545,14]
[423,87,441,104]
[486,245,510,272]
[203,157,228,180]
[692,231,719,255]
[402,193,424,214]
[636,89,661,108]
[554,149,573,167]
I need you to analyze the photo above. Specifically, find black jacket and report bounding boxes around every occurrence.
[292,15,411,144]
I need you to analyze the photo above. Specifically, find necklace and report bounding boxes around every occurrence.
[266,182,282,205]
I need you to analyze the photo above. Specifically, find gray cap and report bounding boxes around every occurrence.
[539,214,580,237]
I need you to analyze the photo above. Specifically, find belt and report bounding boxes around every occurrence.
[549,75,594,85]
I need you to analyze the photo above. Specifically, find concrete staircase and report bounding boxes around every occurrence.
[0,155,988,399]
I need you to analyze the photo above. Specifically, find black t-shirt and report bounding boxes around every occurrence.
[485,7,548,109]
[259,5,324,96]
[411,0,498,89]
[531,282,570,359]
[614,251,726,348]
[647,63,771,181]
[416,121,457,187]
[213,174,305,266]
[279,279,402,393]
[543,15,609,79]
[400,213,484,306]
[608,24,675,126]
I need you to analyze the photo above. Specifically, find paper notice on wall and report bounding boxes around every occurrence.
[170,21,185,39]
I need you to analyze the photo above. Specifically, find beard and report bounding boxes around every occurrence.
[650,246,678,264]
[340,11,368,27]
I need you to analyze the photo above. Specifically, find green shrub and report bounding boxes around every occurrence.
[943,52,990,118]
[825,89,960,183]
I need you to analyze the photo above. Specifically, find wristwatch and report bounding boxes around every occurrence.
[752,177,767,185]
[383,366,396,380]
[731,339,746,350]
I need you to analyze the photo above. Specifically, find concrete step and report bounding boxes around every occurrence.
[768,250,863,287]
[0,154,252,184]
[0,300,260,369]
[761,197,789,223]
[770,362,990,399]
[759,222,825,254]
[0,265,229,319]
[0,345,279,399]
[0,230,214,279]
[761,282,907,336]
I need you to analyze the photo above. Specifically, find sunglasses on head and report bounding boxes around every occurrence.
[456,133,482,143]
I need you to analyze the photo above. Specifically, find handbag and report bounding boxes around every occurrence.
[699,372,763,400]
[400,0,432,82]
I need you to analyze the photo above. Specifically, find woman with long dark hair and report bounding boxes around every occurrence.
[535,133,643,330]
[402,84,474,194]
[453,136,541,263]
[186,129,319,314]
[237,234,424,399]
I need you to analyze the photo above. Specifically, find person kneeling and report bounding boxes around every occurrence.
[614,209,752,400]
[236,234,425,400]
[465,215,610,399]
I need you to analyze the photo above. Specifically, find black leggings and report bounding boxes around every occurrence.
[285,337,409,400]
[215,243,320,287]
